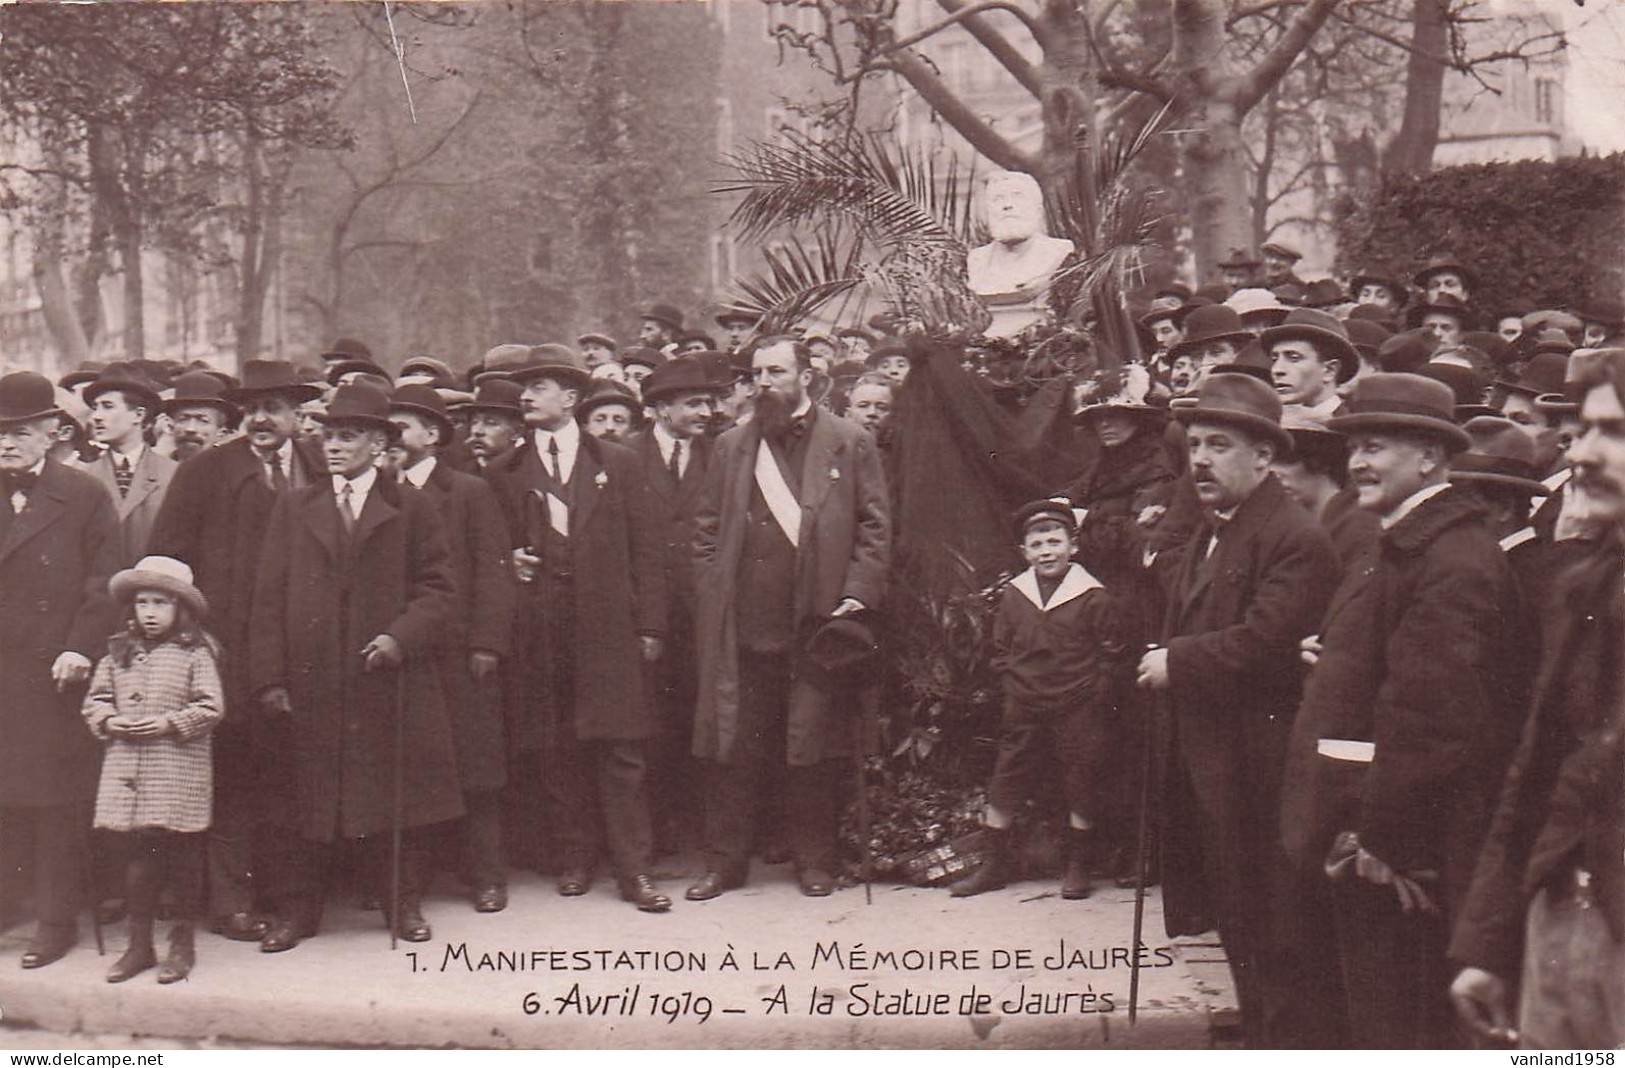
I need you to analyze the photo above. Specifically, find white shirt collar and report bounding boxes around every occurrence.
[402,454,437,488]
[332,465,378,512]
[533,419,581,483]
[791,396,813,420]
[1380,480,1451,530]
[1011,562,1103,612]
[109,440,145,466]
[652,421,681,461]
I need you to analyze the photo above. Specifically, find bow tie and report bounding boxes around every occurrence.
[2,468,38,493]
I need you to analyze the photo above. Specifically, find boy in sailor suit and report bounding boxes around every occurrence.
[952,499,1126,900]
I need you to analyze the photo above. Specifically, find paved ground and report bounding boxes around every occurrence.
[0,860,1234,1050]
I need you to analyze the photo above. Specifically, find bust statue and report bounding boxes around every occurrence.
[965,171,1075,338]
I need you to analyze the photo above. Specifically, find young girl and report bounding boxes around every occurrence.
[82,555,223,984]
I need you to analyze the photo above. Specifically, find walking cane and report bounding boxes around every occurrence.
[389,665,406,952]
[1128,645,1159,1026]
[857,689,874,906]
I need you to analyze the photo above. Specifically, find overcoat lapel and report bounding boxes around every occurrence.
[297,485,346,562]
[117,451,164,520]
[350,479,400,552]
[573,436,604,535]
[0,463,68,565]
[797,414,842,523]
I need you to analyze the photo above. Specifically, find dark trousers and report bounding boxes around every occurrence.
[0,803,88,931]
[649,626,702,850]
[701,651,841,878]
[1332,875,1457,1048]
[265,830,431,928]
[207,729,260,918]
[460,788,505,888]
[502,747,549,873]
[111,830,204,923]
[542,732,655,883]
[987,696,1109,823]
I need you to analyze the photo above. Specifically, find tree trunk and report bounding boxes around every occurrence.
[1183,97,1253,282]
[118,217,145,360]
[30,232,92,373]
[236,126,269,369]
[1384,0,1447,178]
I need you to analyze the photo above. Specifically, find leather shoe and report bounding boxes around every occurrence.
[385,900,432,943]
[620,875,672,913]
[797,868,835,897]
[473,885,508,913]
[260,916,318,953]
[556,869,591,897]
[211,912,271,942]
[685,871,743,902]
[20,926,75,969]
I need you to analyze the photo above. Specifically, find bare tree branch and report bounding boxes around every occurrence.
[882,0,1049,55]
[878,52,1038,172]
[1235,0,1342,112]
[933,0,1046,97]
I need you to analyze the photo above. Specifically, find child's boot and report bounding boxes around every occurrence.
[1062,828,1095,900]
[950,829,1010,898]
[107,916,156,983]
[157,922,195,984]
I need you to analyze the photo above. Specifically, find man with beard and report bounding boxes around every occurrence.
[1281,373,1529,1047]
[0,372,121,969]
[687,336,891,900]
[79,364,176,564]
[1450,347,1625,1050]
[638,304,684,354]
[147,360,326,942]
[1134,374,1338,1047]
[1414,257,1475,307]
[161,372,240,461]
[966,171,1075,338]
[456,378,526,470]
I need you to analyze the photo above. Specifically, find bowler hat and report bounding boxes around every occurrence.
[802,613,881,687]
[109,555,208,619]
[319,337,373,364]
[642,356,721,404]
[1175,373,1292,453]
[1302,279,1346,309]
[1012,497,1077,540]
[222,360,324,405]
[619,345,665,372]
[1261,242,1302,263]
[326,358,391,387]
[1409,292,1475,330]
[1281,420,1349,468]
[1377,329,1438,374]
[1153,284,1193,306]
[388,383,455,444]
[162,371,241,426]
[1328,372,1471,452]
[1347,303,1401,331]
[1271,283,1307,308]
[1349,269,1408,307]
[0,372,64,427]
[1217,248,1262,270]
[1413,256,1477,292]
[314,382,396,434]
[1169,304,1254,359]
[503,344,590,391]
[82,363,164,415]
[1579,298,1625,330]
[1530,328,1575,357]
[640,304,685,333]
[1450,416,1550,497]
[1138,303,1189,331]
[575,381,643,425]
[714,307,759,329]
[1261,307,1360,383]
[1496,352,1569,400]
[1461,331,1514,371]
[454,377,525,419]
[1344,319,1392,365]
[1417,360,1489,414]
[576,332,618,351]
[697,350,743,389]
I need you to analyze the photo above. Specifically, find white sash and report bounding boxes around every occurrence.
[754,439,801,548]
[1317,738,1375,764]
[531,488,569,538]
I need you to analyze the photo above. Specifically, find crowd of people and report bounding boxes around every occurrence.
[0,257,1619,1051]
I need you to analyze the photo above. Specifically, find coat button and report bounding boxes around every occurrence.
[130,693,142,703]
[36,600,49,612]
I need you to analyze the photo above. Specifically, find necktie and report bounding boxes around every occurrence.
[114,455,133,498]
[1,468,37,496]
[267,452,289,493]
[669,440,682,481]
[339,482,357,534]
[548,436,561,483]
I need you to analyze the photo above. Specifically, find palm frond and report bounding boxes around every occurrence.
[722,229,866,335]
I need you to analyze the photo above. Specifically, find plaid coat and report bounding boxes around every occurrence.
[83,638,224,833]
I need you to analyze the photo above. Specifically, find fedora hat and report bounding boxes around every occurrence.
[1495,352,1569,400]
[576,331,618,351]
[1169,304,1254,358]
[1261,307,1360,382]
[1217,248,1262,270]
[503,343,590,391]
[1302,279,1346,309]
[221,360,324,405]
[1417,360,1489,410]
[1328,372,1471,452]
[453,377,524,418]
[0,372,64,427]
[1413,256,1477,292]
[1529,327,1575,357]
[640,303,685,333]
[110,555,208,619]
[320,337,373,363]
[1349,269,1408,305]
[619,345,665,372]
[314,382,395,434]
[1522,309,1583,338]
[389,383,455,443]
[58,361,108,392]
[1450,416,1550,497]
[1347,303,1401,332]
[473,343,537,387]
[162,371,241,426]
[82,363,164,414]
[1138,303,1189,331]
[1261,241,1302,263]
[1377,329,1439,374]
[714,306,759,329]
[1175,373,1291,452]
[1461,331,1514,371]
[1579,298,1625,330]
[326,357,391,387]
[802,612,881,688]
[1409,291,1475,330]
[1344,318,1392,365]
[1271,283,1307,308]
[642,355,721,404]
[1281,419,1349,467]
[398,355,455,387]
[575,381,644,425]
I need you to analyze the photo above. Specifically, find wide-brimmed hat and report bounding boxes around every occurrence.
[576,332,618,351]
[575,381,644,425]
[1349,269,1408,306]
[452,377,525,419]
[642,355,721,404]
[619,345,665,372]
[1413,256,1477,292]
[319,337,373,363]
[58,361,108,392]
[1226,290,1288,326]
[1302,279,1346,309]
[1261,242,1302,263]
[314,382,396,434]
[162,371,241,426]
[221,360,325,406]
[388,383,455,444]
[1175,373,1291,452]
[1169,304,1254,358]
[1328,372,1471,451]
[1271,283,1307,308]
[1449,415,1550,497]
[1260,307,1360,383]
[1409,292,1475,329]
[110,555,208,618]
[802,612,882,687]
[639,303,685,333]
[697,350,744,389]
[0,372,64,427]
[1138,303,1189,330]
[503,343,590,390]
[82,363,164,415]
[1217,248,1262,270]
[1496,352,1569,400]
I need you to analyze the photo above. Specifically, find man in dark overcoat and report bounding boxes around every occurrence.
[146,359,325,941]
[486,346,670,912]
[1279,373,1530,1048]
[0,372,121,968]
[687,336,891,900]
[1450,348,1625,1050]
[628,356,719,849]
[248,383,463,951]
[1134,374,1339,1047]
[389,384,516,912]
